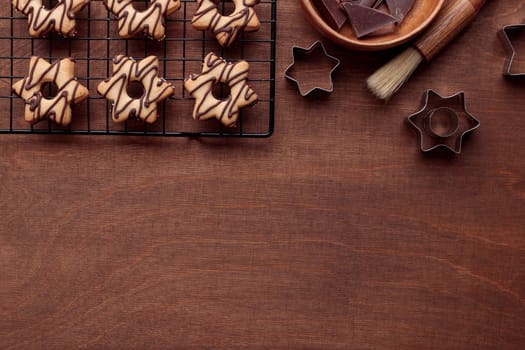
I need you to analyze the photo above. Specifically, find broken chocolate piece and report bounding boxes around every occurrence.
[350,0,383,8]
[312,0,347,31]
[341,2,398,38]
[385,0,416,20]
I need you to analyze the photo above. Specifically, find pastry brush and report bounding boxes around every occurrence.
[367,0,487,101]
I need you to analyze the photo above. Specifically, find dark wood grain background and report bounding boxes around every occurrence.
[1,1,525,349]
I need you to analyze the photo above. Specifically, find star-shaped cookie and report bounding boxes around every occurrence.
[104,0,180,40]
[12,0,89,37]
[12,57,88,126]
[97,55,175,124]
[184,52,258,127]
[407,90,480,154]
[192,0,261,47]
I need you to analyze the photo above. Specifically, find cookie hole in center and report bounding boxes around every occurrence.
[127,81,145,99]
[132,0,149,11]
[217,1,236,17]
[43,0,59,9]
[41,82,59,100]
[212,83,231,100]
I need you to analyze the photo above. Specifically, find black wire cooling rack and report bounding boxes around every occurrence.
[0,0,276,137]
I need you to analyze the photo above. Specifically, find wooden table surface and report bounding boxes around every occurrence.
[1,1,525,349]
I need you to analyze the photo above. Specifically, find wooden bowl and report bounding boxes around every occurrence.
[300,0,445,51]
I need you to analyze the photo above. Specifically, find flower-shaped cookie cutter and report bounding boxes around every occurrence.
[407,90,480,154]
[284,41,341,97]
[499,23,525,78]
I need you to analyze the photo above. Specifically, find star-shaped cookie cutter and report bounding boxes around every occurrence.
[500,23,525,78]
[284,40,341,97]
[407,90,480,154]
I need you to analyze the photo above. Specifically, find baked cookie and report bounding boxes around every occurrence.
[192,0,261,47]
[97,55,175,124]
[12,0,89,37]
[104,0,180,40]
[12,57,89,126]
[184,52,258,127]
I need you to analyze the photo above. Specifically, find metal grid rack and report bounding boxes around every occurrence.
[0,0,276,137]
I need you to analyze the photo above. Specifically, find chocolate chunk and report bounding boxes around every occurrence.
[311,0,347,31]
[385,0,416,20]
[341,2,398,38]
[349,0,383,8]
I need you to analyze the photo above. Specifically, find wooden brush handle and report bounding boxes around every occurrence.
[414,0,487,61]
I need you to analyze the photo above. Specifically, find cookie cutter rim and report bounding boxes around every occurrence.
[407,89,481,155]
[284,40,341,97]
[499,23,525,78]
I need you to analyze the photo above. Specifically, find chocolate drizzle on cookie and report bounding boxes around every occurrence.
[12,0,88,37]
[192,0,261,47]
[12,56,89,126]
[104,0,180,40]
[184,52,258,127]
[97,55,175,124]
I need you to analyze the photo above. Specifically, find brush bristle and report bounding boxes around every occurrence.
[367,47,424,101]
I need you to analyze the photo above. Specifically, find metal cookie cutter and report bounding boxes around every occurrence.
[407,90,480,154]
[284,40,341,96]
[500,24,525,78]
